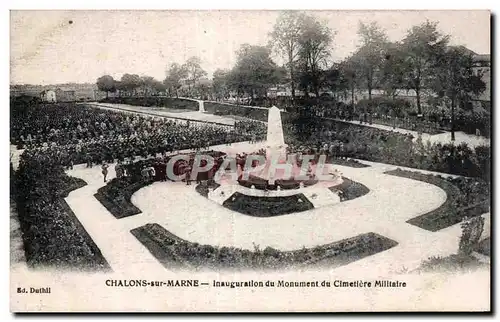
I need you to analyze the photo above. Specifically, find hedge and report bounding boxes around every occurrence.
[100,97,199,111]
[14,163,110,271]
[131,223,398,271]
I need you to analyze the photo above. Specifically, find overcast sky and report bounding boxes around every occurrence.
[10,10,490,85]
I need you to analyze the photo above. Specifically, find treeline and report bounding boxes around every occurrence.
[96,12,488,126]
[96,56,209,99]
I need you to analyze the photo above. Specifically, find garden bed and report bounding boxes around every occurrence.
[222,192,314,217]
[385,169,490,231]
[329,177,370,202]
[94,177,153,219]
[15,172,110,271]
[195,181,221,197]
[131,223,398,271]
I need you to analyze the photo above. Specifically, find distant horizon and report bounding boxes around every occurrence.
[11,10,490,85]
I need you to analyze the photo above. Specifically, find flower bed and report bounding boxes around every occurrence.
[385,169,490,231]
[329,178,370,202]
[14,163,110,270]
[94,177,153,219]
[131,223,398,271]
[222,192,314,217]
[237,174,318,191]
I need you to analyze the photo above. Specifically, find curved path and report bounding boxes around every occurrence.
[132,163,446,251]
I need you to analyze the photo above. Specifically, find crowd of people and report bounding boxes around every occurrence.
[12,103,267,170]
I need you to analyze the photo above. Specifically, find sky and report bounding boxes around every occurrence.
[10,10,491,85]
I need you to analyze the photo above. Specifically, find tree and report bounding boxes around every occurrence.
[164,63,188,98]
[151,80,167,95]
[120,74,142,96]
[229,44,281,100]
[297,14,333,98]
[114,81,125,97]
[380,42,406,98]
[140,76,155,96]
[322,64,346,100]
[96,75,116,98]
[184,56,207,96]
[353,21,388,105]
[401,21,449,114]
[431,46,486,141]
[195,78,212,100]
[212,68,230,100]
[269,11,306,103]
[339,56,359,108]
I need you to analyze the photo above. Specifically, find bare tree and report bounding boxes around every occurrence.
[297,14,333,98]
[269,11,306,103]
[184,56,207,96]
[353,21,388,104]
[401,21,449,114]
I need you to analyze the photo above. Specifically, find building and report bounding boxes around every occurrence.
[55,88,76,102]
[472,53,491,110]
[39,88,76,102]
[40,90,57,103]
[11,83,99,102]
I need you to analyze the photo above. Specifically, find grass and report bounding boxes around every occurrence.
[131,223,398,271]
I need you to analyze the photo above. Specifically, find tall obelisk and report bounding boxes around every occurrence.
[266,106,287,159]
[265,106,288,185]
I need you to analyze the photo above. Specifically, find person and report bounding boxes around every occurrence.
[115,162,123,179]
[101,162,109,182]
[185,166,192,185]
[141,166,150,180]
